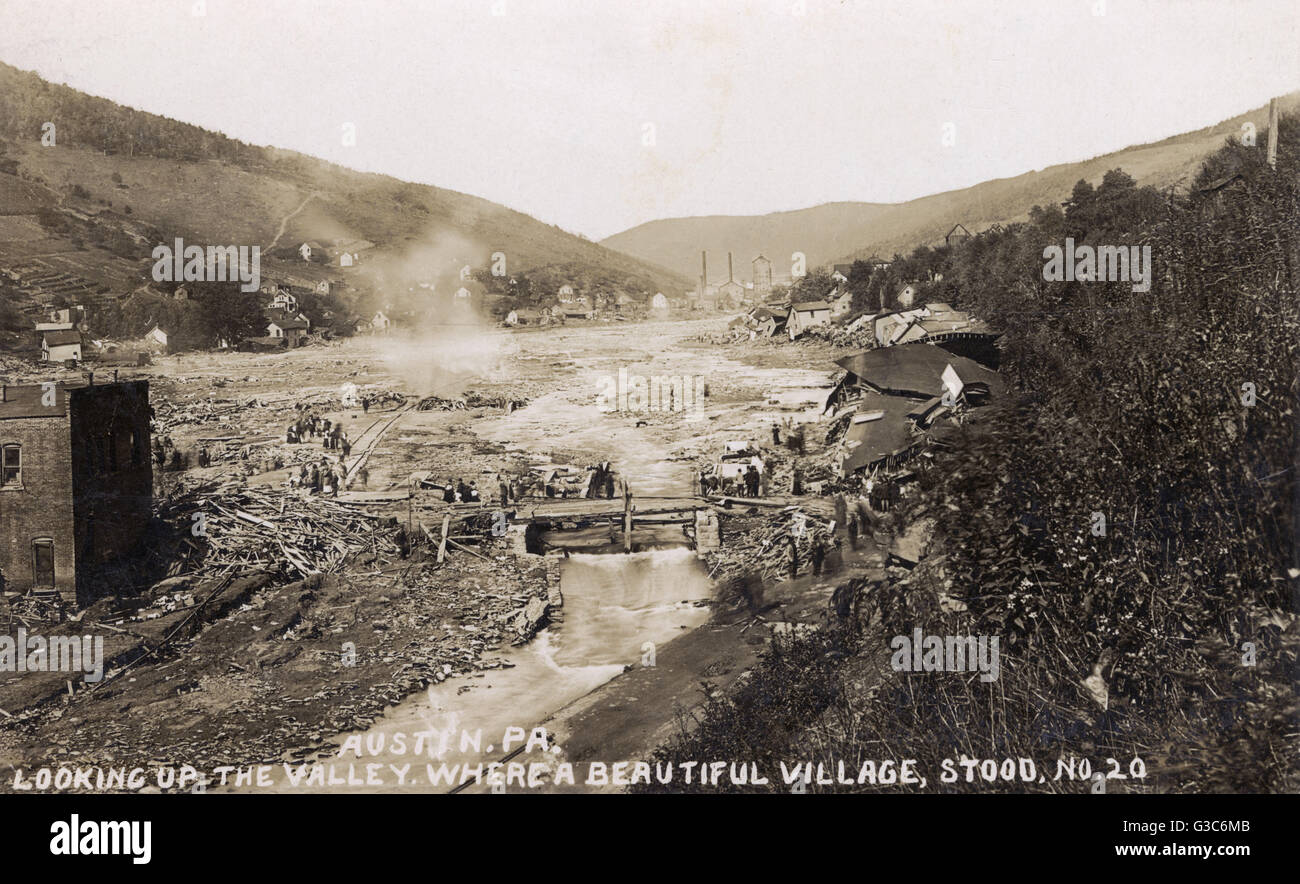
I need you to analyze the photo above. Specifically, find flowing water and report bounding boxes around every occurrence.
[273,547,712,793]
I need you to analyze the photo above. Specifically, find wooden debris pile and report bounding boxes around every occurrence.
[704,506,839,586]
[158,480,401,579]
[416,390,528,411]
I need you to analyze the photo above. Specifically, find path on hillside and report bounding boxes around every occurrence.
[267,191,321,251]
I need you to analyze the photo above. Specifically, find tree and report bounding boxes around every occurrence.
[191,282,264,347]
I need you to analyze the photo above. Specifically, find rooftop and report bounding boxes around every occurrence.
[834,343,1004,399]
[0,379,146,420]
[42,329,83,346]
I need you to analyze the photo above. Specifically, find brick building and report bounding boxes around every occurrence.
[0,379,153,607]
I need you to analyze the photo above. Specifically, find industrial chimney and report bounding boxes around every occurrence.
[728,252,734,282]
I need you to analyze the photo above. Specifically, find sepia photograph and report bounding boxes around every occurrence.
[0,0,1296,864]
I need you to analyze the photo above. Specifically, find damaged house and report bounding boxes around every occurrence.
[824,343,1003,475]
[0,379,153,607]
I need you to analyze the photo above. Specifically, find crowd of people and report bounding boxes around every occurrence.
[285,406,352,458]
[288,456,350,496]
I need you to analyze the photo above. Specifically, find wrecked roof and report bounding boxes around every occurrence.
[838,394,921,473]
[792,301,831,312]
[834,343,1004,399]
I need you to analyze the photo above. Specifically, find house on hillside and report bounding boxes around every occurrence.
[558,284,575,302]
[897,283,921,308]
[270,291,298,314]
[299,242,323,262]
[41,330,83,363]
[144,325,170,353]
[267,317,309,347]
[316,280,330,295]
[651,292,669,312]
[173,285,190,301]
[371,311,392,334]
[788,301,832,338]
[830,288,854,316]
[944,224,971,247]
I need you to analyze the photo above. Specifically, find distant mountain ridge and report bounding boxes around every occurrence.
[601,93,1300,281]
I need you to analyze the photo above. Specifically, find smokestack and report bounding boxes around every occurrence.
[700,251,708,299]
[728,252,734,282]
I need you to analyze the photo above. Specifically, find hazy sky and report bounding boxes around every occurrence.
[1,0,1296,239]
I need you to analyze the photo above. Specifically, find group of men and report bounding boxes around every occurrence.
[289,457,349,496]
[441,478,482,504]
[699,464,763,498]
[286,407,352,458]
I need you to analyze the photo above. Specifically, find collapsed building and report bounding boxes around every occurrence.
[824,343,1003,476]
[0,379,153,607]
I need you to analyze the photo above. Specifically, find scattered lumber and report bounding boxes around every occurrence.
[156,479,402,580]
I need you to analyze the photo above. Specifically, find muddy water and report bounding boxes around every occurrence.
[273,548,711,793]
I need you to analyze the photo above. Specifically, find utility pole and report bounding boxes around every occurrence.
[1267,97,1279,168]
[623,480,633,553]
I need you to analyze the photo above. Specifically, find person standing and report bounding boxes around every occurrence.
[787,534,800,580]
[811,536,826,576]
[792,466,803,496]
[771,423,781,446]
[834,492,848,532]
[847,510,860,550]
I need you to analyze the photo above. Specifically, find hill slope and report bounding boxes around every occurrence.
[601,93,1300,281]
[0,60,690,317]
